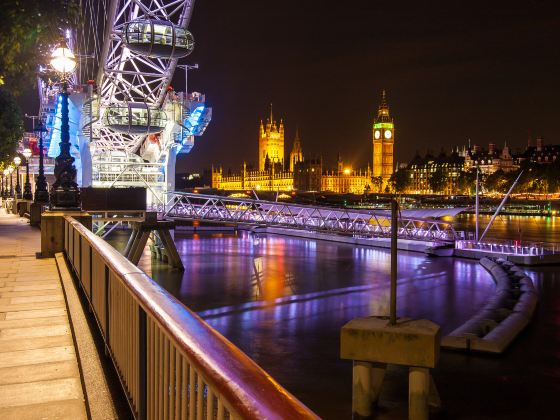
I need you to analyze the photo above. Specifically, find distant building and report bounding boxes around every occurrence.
[212,162,293,191]
[289,128,304,172]
[212,107,297,191]
[373,90,395,189]
[461,142,517,174]
[212,92,393,194]
[320,155,373,194]
[517,137,560,165]
[259,106,285,171]
[407,151,464,194]
[293,158,322,192]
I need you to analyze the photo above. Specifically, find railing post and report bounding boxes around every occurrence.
[89,247,93,301]
[105,265,110,356]
[138,307,147,420]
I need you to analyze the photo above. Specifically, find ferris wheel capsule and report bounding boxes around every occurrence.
[103,103,167,134]
[123,19,194,58]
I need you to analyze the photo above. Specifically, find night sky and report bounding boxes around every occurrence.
[20,1,560,173]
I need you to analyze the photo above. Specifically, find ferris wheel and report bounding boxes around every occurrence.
[39,0,211,205]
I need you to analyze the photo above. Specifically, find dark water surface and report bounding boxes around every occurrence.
[128,230,498,418]
[108,215,559,418]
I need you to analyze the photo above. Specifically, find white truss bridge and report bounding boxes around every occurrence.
[155,193,458,242]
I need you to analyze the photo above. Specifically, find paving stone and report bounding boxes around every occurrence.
[0,324,70,339]
[0,346,75,369]
[5,307,67,320]
[0,360,79,385]
[0,377,83,408]
[0,334,73,353]
[0,399,87,420]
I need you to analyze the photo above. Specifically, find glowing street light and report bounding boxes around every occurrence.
[7,166,14,198]
[13,156,22,199]
[49,38,80,209]
[50,43,77,74]
[22,148,33,200]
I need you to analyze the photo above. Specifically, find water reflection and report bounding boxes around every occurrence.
[454,213,559,243]
[142,230,495,334]
[109,222,557,418]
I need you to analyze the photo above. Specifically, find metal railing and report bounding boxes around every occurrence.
[64,216,317,420]
[154,192,457,242]
[455,239,560,256]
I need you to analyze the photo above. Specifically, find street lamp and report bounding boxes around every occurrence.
[13,156,22,199]
[22,148,33,200]
[1,169,5,199]
[34,121,50,203]
[49,39,80,209]
[7,166,14,198]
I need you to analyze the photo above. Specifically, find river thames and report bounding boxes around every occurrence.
[119,215,559,418]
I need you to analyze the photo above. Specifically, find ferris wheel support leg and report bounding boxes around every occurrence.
[165,149,178,210]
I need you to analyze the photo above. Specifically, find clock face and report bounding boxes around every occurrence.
[374,130,381,139]
[384,130,392,139]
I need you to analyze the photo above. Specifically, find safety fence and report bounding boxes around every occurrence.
[64,216,317,420]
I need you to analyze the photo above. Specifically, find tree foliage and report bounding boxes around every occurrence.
[428,168,447,193]
[0,0,79,95]
[389,169,410,193]
[0,88,23,163]
[371,176,384,193]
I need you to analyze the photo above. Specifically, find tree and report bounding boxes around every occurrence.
[371,176,383,193]
[0,0,79,95]
[0,89,23,162]
[457,169,477,195]
[485,169,510,193]
[428,168,447,194]
[389,169,410,193]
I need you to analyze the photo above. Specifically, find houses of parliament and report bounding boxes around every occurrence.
[211,91,395,194]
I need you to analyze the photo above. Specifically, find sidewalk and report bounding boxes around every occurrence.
[0,210,87,419]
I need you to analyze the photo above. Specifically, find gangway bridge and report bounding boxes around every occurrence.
[154,192,459,242]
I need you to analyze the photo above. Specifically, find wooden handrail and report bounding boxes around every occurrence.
[65,216,318,419]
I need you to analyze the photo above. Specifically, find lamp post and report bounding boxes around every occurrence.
[13,156,22,199]
[1,170,5,199]
[8,166,14,198]
[22,148,33,200]
[34,122,50,203]
[49,39,80,209]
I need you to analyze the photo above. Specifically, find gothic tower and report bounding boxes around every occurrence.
[259,104,285,171]
[372,90,395,186]
[289,127,304,172]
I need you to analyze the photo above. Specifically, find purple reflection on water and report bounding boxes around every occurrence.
[141,230,495,418]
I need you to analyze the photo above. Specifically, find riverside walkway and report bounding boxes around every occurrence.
[0,210,87,419]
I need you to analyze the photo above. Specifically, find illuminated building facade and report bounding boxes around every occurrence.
[259,106,285,171]
[211,162,293,191]
[373,90,394,189]
[212,108,296,191]
[213,94,391,194]
[289,128,304,172]
[407,151,464,194]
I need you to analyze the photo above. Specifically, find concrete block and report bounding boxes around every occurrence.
[341,317,440,368]
[441,335,468,350]
[41,211,92,258]
[29,203,44,226]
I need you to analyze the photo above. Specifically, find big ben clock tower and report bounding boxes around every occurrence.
[373,90,394,189]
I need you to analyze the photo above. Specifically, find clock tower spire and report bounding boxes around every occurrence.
[373,90,395,189]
